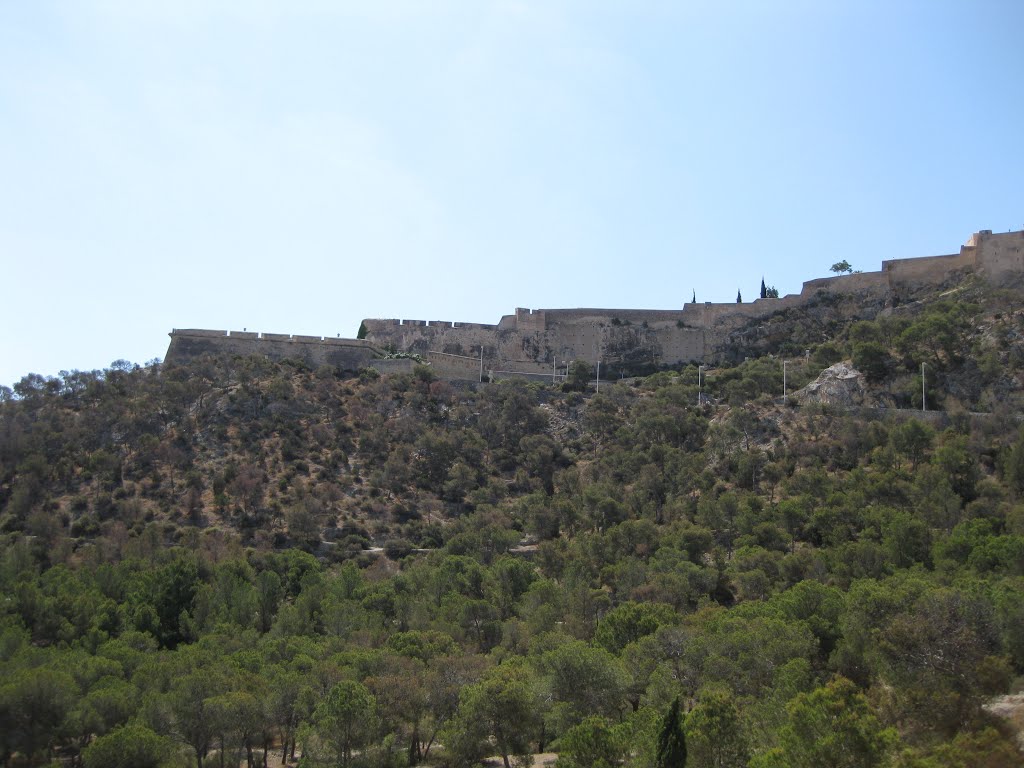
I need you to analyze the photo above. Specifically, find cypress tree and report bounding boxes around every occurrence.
[692,290,696,303]
[656,697,687,768]
[736,289,742,303]
[760,278,767,299]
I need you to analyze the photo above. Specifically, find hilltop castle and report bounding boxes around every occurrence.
[166,229,1024,381]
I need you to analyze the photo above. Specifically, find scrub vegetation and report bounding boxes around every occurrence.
[2,282,1024,767]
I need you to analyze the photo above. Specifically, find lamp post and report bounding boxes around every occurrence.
[698,365,705,406]
[783,359,789,404]
[596,360,601,394]
[921,362,926,412]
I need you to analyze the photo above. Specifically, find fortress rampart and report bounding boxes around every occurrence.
[165,329,381,371]
[167,229,1024,379]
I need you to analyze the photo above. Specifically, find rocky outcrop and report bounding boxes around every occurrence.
[794,362,870,407]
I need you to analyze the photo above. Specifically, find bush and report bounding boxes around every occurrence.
[852,341,891,382]
[82,724,171,768]
[383,538,414,560]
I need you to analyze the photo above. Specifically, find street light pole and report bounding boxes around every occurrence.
[479,346,484,383]
[596,360,601,394]
[783,359,788,404]
[921,362,926,412]
[698,364,705,406]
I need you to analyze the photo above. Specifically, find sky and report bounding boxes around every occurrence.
[2,1,1023,387]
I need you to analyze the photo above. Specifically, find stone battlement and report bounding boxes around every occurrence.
[165,329,380,370]
[167,229,1024,379]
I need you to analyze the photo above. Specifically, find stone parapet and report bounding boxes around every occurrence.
[169,229,1023,380]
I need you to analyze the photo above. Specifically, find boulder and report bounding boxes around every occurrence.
[794,362,868,407]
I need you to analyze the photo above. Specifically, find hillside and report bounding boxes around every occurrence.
[1,280,1024,767]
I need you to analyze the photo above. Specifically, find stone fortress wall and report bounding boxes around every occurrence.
[167,229,1024,378]
[164,329,381,370]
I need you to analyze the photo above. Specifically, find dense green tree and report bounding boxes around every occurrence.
[933,431,980,503]
[767,676,895,768]
[568,360,594,390]
[595,601,679,654]
[684,688,749,768]
[0,667,75,766]
[655,696,687,768]
[891,727,1022,768]
[556,715,624,768]
[445,661,540,768]
[312,679,377,768]
[538,640,626,732]
[266,665,312,766]
[875,588,1011,734]
[255,569,283,633]
[852,341,891,383]
[166,668,221,768]
[1003,427,1024,496]
[145,555,200,649]
[769,580,845,658]
[82,723,172,768]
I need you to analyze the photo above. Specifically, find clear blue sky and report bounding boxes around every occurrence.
[3,1,1023,387]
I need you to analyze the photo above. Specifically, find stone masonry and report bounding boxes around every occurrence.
[167,229,1024,379]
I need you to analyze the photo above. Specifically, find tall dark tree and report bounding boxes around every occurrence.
[760,278,767,299]
[736,290,742,304]
[656,697,687,768]
[692,290,696,303]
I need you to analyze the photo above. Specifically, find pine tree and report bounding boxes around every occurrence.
[656,697,687,768]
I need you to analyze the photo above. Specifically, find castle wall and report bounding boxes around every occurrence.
[358,231,985,374]
[800,271,890,295]
[544,308,685,324]
[974,230,1024,278]
[175,328,230,338]
[488,356,558,383]
[369,359,416,375]
[365,321,515,361]
[698,298,785,326]
[655,326,705,363]
[883,251,976,290]
[515,308,547,331]
[427,351,482,380]
[168,229,1024,381]
[165,330,379,371]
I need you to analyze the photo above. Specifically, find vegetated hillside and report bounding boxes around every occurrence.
[1,282,1024,767]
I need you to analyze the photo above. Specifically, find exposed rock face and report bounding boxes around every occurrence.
[794,362,869,407]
